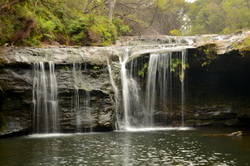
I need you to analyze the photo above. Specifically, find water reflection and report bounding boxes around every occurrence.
[0,129,249,166]
[122,132,131,166]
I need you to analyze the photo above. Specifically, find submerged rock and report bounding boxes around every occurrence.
[203,131,243,137]
[228,131,243,137]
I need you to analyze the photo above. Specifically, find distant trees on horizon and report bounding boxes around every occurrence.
[0,0,249,46]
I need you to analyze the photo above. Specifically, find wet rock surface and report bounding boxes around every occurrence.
[0,47,119,137]
[185,106,240,127]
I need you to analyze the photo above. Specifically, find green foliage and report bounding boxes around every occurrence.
[113,18,131,36]
[233,36,250,53]
[67,15,118,46]
[1,0,250,45]
[222,28,231,35]
[201,60,211,67]
[186,0,250,35]
[68,17,88,35]
[89,16,118,46]
[169,58,189,81]
[67,17,89,45]
[195,44,218,67]
[239,36,250,49]
[0,0,124,46]
[61,66,70,71]
[202,46,217,60]
[170,29,182,36]
[93,66,100,70]
[170,58,188,72]
[137,59,188,80]
[138,63,148,77]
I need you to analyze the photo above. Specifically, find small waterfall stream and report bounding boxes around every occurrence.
[119,48,132,129]
[32,62,59,133]
[32,60,93,133]
[107,57,120,130]
[72,62,81,132]
[72,62,92,132]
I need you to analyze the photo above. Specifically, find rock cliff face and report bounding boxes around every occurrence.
[0,64,32,137]
[0,47,121,137]
[185,46,250,127]
[0,31,250,137]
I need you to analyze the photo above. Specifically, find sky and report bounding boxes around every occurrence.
[185,0,196,2]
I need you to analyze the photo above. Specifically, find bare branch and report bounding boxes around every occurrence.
[0,0,27,12]
[143,6,158,30]
[83,0,93,13]
[83,0,109,14]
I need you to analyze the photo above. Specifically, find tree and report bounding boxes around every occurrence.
[186,0,250,35]
[153,0,186,35]
[108,0,116,21]
[112,0,158,35]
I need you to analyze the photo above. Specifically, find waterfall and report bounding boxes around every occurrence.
[107,57,120,130]
[84,91,92,132]
[120,48,131,129]
[181,50,187,127]
[72,63,81,132]
[119,46,188,130]
[72,62,92,132]
[146,53,159,126]
[32,62,59,133]
[145,50,187,127]
[119,48,147,130]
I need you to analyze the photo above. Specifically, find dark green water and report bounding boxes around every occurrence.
[0,128,250,166]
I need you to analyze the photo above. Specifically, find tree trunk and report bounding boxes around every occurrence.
[108,0,116,21]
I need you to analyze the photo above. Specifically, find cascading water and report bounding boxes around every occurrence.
[119,48,131,129]
[84,91,92,132]
[119,41,189,130]
[145,50,187,127]
[107,57,121,130]
[72,62,92,132]
[72,62,81,132]
[181,50,187,127]
[119,48,149,130]
[32,61,59,133]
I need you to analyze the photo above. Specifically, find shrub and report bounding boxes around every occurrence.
[0,1,127,46]
[113,18,131,36]
[67,15,118,46]
[170,29,182,36]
